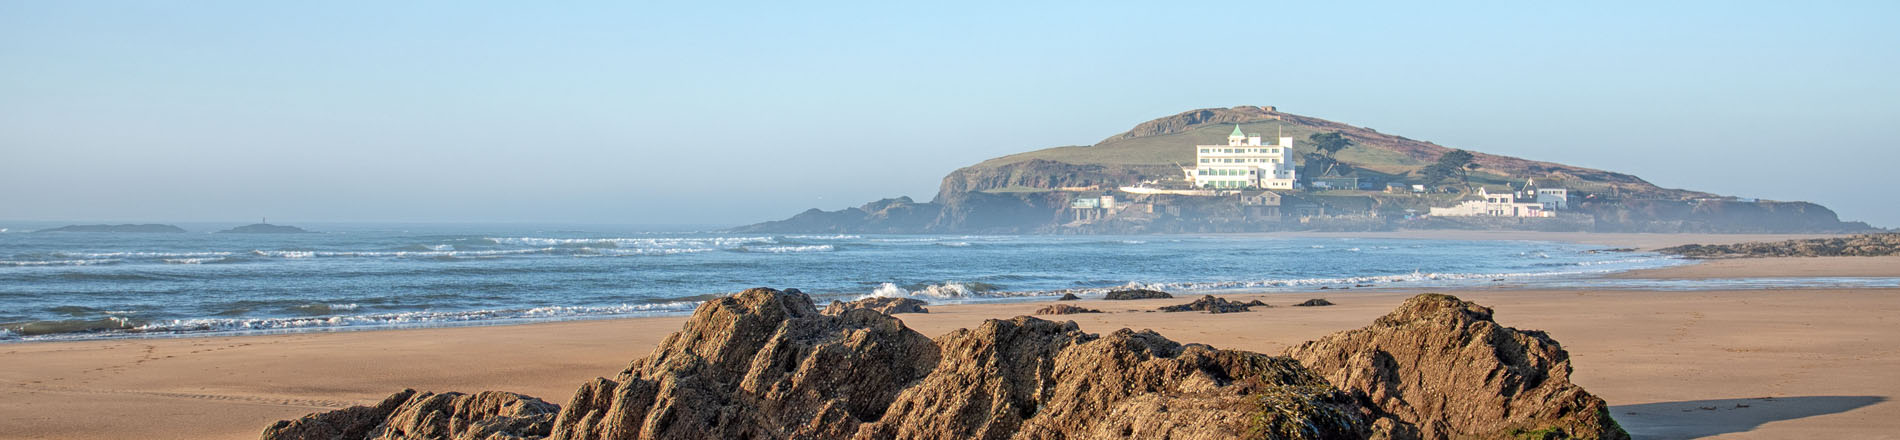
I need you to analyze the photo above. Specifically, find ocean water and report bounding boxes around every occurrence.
[0,224,1707,341]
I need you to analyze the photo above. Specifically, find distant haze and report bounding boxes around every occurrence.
[3,2,1896,227]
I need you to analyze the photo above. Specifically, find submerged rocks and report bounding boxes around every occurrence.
[1158,295,1260,313]
[1103,288,1172,300]
[1296,298,1336,307]
[822,296,930,315]
[261,389,557,440]
[264,289,1627,440]
[1287,293,1628,440]
[1034,304,1100,315]
[1057,293,1081,301]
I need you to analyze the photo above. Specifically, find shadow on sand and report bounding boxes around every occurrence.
[1612,395,1885,439]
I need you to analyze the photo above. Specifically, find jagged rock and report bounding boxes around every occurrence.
[263,290,1625,440]
[822,296,930,315]
[1034,304,1100,315]
[1287,293,1629,440]
[1296,299,1335,307]
[1057,293,1081,301]
[262,389,558,440]
[1103,288,1172,300]
[1158,295,1257,313]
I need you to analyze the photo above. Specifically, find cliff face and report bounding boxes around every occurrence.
[262,288,1628,440]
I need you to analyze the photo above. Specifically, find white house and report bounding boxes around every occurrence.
[1182,125,1297,190]
[1429,188,1555,218]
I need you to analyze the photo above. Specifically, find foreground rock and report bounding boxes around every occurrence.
[1034,304,1100,315]
[1103,288,1172,300]
[218,223,314,234]
[822,296,930,315]
[1288,293,1628,440]
[262,389,557,440]
[265,289,1626,440]
[35,224,184,233]
[1658,233,1900,258]
[1158,295,1262,313]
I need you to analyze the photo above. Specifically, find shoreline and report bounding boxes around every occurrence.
[6,281,1899,439]
[0,231,1865,344]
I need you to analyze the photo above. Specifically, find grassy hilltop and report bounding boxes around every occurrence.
[940,105,1700,200]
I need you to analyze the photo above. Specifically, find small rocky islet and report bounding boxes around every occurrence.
[261,288,1627,440]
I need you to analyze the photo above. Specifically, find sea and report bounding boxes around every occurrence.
[3,223,1893,342]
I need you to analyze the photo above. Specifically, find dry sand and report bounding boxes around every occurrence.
[5,237,1898,439]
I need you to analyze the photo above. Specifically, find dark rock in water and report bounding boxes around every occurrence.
[823,296,929,315]
[1158,295,1257,314]
[1103,288,1172,300]
[1319,286,1332,290]
[1659,233,1900,258]
[263,289,1627,440]
[35,224,184,233]
[1034,304,1100,315]
[217,223,312,234]
[1288,293,1629,440]
[1296,299,1336,307]
[261,388,557,440]
[1058,293,1081,301]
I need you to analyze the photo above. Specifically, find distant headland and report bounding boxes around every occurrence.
[741,106,1880,234]
[35,224,186,233]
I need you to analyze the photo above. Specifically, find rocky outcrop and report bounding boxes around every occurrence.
[1659,233,1900,258]
[1158,295,1261,313]
[1287,294,1628,440]
[265,289,1627,440]
[1296,299,1336,307]
[1033,304,1100,315]
[1057,293,1080,301]
[262,389,558,440]
[823,297,930,315]
[218,223,313,234]
[1103,288,1172,300]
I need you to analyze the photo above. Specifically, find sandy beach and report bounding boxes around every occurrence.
[5,234,1899,439]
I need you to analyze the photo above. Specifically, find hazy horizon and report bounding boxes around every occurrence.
[4,2,1897,228]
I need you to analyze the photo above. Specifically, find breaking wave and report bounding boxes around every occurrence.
[741,245,835,253]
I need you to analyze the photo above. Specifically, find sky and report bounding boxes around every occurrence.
[2,1,1897,227]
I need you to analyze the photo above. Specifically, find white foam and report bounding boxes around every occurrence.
[162,258,224,264]
[489,236,775,249]
[0,259,120,267]
[124,301,702,336]
[250,248,553,259]
[936,242,971,247]
[784,234,860,240]
[56,251,235,258]
[743,245,834,253]
[865,282,982,299]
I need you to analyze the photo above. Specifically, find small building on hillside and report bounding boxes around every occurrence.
[1182,125,1298,190]
[1238,190,1283,218]
[1429,188,1555,218]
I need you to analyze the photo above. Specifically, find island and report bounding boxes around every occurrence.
[216,223,314,234]
[34,224,186,233]
[740,105,1878,234]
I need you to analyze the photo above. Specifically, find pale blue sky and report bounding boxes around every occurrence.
[3,1,1896,227]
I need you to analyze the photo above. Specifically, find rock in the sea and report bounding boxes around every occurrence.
[1287,293,1629,440]
[1296,298,1335,307]
[822,296,929,315]
[1103,288,1172,300]
[263,289,1626,440]
[1057,293,1081,301]
[1034,304,1100,315]
[218,223,313,234]
[261,389,558,440]
[1158,295,1258,313]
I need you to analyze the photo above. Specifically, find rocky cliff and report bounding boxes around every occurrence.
[261,288,1627,440]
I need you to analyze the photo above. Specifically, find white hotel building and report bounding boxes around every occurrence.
[1183,125,1298,189]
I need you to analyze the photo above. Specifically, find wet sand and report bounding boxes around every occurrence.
[5,233,1898,439]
